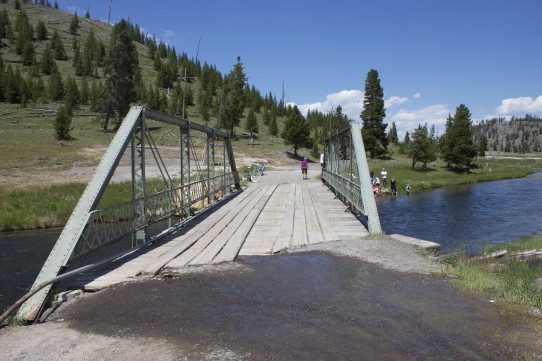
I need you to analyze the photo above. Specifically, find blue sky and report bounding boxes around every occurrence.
[60,0,541,137]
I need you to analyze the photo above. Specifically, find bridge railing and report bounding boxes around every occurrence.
[323,122,381,234]
[17,107,240,321]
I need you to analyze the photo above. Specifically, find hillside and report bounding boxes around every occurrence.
[0,0,313,188]
[473,115,542,154]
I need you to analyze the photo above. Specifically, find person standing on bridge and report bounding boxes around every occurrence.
[301,157,308,180]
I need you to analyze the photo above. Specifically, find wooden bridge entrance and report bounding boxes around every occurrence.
[72,177,368,291]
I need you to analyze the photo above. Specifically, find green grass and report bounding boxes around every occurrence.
[444,235,542,312]
[366,152,540,194]
[0,177,175,231]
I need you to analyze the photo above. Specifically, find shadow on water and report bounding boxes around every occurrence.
[376,172,542,254]
[58,252,540,360]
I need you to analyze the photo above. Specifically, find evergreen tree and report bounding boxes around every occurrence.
[14,0,20,10]
[102,19,139,130]
[268,112,278,136]
[245,108,259,135]
[360,69,387,158]
[85,10,90,18]
[388,121,399,145]
[281,105,312,155]
[53,105,72,140]
[439,104,477,169]
[197,87,212,124]
[409,124,437,168]
[53,0,58,9]
[69,11,79,35]
[64,76,79,111]
[478,134,488,157]
[79,77,89,105]
[21,39,35,65]
[222,56,247,135]
[50,30,66,59]
[35,19,47,40]
[0,8,11,40]
[47,68,64,101]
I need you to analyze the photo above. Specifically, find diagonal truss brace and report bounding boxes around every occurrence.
[17,107,145,321]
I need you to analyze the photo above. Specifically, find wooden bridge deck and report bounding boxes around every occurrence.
[73,179,369,291]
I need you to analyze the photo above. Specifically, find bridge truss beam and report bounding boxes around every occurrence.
[17,107,240,321]
[323,121,382,234]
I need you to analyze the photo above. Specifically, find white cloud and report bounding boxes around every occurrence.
[496,96,542,115]
[162,30,176,39]
[390,104,450,138]
[292,89,364,120]
[413,92,421,99]
[385,96,408,108]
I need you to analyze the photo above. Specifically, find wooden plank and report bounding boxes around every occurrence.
[291,183,308,247]
[307,184,340,242]
[239,184,289,256]
[213,185,277,262]
[302,183,324,244]
[272,183,296,253]
[137,187,257,275]
[190,185,271,265]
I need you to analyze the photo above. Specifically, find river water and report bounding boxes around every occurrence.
[376,172,542,254]
[1,173,541,314]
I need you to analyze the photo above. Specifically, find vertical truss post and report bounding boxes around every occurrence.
[222,137,227,193]
[180,124,191,215]
[207,131,215,202]
[131,117,147,245]
[225,136,240,189]
[350,121,382,234]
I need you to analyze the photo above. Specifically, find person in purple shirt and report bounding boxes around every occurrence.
[301,157,308,180]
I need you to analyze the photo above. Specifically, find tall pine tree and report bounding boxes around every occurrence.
[360,69,387,158]
[102,19,139,130]
[222,56,247,135]
[439,104,477,169]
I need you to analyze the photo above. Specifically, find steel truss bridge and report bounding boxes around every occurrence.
[12,114,380,323]
[17,106,240,321]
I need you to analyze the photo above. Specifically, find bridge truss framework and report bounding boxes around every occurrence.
[17,106,240,321]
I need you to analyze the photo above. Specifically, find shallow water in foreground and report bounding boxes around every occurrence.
[57,252,540,360]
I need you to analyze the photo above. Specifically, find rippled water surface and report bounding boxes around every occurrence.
[376,172,542,253]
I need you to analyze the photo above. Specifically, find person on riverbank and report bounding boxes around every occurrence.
[369,169,374,184]
[301,157,308,180]
[381,168,387,187]
[406,184,412,195]
[390,177,397,195]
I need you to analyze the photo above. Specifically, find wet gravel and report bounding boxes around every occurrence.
[37,250,540,361]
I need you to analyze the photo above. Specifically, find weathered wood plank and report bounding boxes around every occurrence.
[190,186,271,265]
[138,187,257,275]
[239,184,289,256]
[307,184,340,242]
[291,183,308,247]
[213,185,277,263]
[302,183,325,244]
[272,184,296,253]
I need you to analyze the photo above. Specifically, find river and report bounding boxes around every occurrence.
[375,172,542,254]
[1,173,541,313]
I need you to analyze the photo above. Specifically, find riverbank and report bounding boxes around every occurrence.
[1,155,541,231]
[444,235,542,314]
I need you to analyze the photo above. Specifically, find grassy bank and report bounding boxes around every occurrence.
[0,179,167,231]
[0,151,540,231]
[367,154,541,194]
[444,235,542,313]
